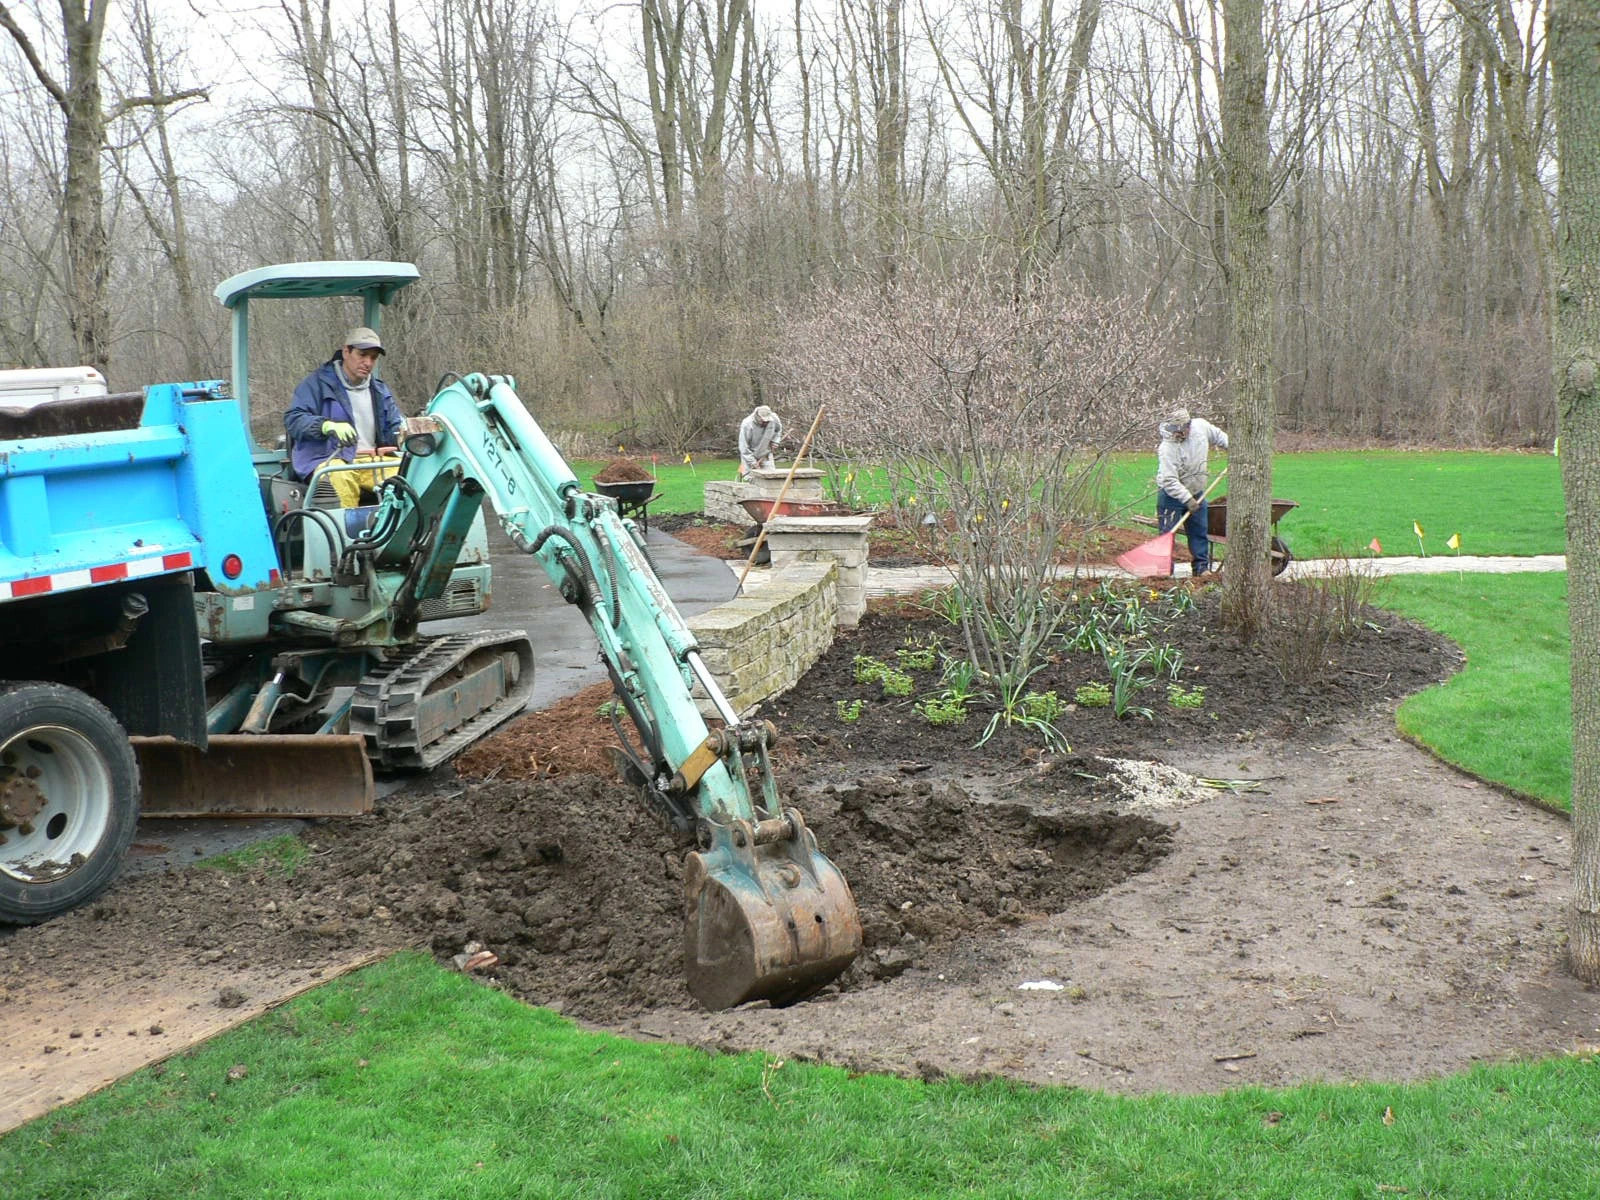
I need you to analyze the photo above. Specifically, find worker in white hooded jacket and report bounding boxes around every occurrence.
[1154,406,1228,576]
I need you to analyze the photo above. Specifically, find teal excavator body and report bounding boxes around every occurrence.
[378,373,861,1009]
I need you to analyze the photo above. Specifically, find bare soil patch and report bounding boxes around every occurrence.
[3,586,1596,1101]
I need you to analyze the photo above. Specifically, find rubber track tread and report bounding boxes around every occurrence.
[349,629,534,771]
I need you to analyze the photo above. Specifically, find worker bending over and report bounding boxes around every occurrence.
[738,405,784,477]
[1155,406,1228,576]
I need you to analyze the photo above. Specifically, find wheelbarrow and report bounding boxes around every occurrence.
[1133,496,1296,576]
[1208,497,1296,576]
[593,478,658,531]
[737,497,852,523]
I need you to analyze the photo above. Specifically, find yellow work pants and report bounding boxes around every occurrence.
[318,453,399,508]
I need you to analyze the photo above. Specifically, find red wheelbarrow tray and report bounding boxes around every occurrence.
[1205,496,1298,540]
[738,497,855,522]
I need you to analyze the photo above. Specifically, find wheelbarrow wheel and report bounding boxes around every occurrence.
[741,523,771,565]
[1271,536,1293,577]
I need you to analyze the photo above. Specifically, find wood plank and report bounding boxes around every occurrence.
[1,949,390,1134]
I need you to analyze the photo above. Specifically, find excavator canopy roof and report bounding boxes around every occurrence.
[214,261,420,309]
[213,261,421,456]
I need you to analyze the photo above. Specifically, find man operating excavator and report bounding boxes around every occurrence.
[286,326,404,506]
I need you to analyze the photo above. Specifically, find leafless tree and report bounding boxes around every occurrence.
[1218,0,1276,634]
[1552,0,1600,983]
[0,0,204,371]
[770,264,1179,691]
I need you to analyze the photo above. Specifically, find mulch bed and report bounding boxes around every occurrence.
[455,588,1454,782]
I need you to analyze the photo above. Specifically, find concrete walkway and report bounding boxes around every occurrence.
[731,554,1568,597]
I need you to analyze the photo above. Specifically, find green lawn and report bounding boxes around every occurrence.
[6,952,1598,1199]
[583,450,1568,562]
[1105,449,1565,559]
[574,456,740,515]
[1381,573,1572,810]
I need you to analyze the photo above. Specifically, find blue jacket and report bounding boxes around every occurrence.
[285,357,403,479]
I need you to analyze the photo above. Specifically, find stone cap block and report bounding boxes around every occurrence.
[764,514,874,535]
[747,467,825,482]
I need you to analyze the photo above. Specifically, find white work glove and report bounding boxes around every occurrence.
[1185,498,1201,514]
[322,419,358,445]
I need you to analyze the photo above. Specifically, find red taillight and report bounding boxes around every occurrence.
[222,554,243,579]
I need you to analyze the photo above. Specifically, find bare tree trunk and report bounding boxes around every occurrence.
[0,1,112,369]
[116,0,207,379]
[386,0,413,259]
[642,0,687,226]
[1219,0,1275,635]
[871,0,905,286]
[289,0,338,258]
[2,0,204,375]
[1552,0,1600,982]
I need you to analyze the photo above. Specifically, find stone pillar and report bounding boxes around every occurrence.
[763,514,873,628]
[746,467,826,503]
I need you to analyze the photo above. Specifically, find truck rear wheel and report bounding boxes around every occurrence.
[0,682,140,923]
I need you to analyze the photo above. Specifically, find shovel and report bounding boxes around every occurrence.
[1117,467,1228,579]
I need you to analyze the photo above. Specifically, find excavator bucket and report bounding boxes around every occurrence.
[131,735,374,818]
[682,809,862,1011]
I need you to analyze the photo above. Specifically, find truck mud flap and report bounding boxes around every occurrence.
[130,734,374,818]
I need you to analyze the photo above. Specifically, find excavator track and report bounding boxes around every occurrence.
[349,629,535,772]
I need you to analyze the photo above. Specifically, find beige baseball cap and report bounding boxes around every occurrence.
[343,326,384,354]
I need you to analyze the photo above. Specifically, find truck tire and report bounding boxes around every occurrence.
[0,682,140,924]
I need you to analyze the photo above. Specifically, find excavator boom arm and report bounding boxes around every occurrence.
[371,374,860,1008]
[391,375,757,821]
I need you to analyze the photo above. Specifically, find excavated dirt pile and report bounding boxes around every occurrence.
[592,457,655,483]
[277,768,1172,1023]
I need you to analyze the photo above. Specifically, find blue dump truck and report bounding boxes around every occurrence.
[0,263,859,1009]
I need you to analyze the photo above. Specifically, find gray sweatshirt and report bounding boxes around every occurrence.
[1155,417,1228,503]
[739,411,784,468]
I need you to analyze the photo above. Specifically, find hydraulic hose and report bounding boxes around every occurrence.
[517,525,619,630]
[270,507,343,578]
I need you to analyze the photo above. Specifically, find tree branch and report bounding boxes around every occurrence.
[107,86,209,121]
[0,2,68,109]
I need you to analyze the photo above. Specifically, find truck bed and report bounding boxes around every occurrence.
[0,382,279,599]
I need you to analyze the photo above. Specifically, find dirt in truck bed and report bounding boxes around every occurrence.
[3,588,1598,1098]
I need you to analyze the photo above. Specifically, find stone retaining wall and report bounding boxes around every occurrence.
[703,480,754,524]
[685,563,837,717]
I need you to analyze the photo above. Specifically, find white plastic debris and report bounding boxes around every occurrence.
[1018,980,1066,992]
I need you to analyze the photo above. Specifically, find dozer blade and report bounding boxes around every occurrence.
[130,735,375,818]
[682,808,862,1011]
